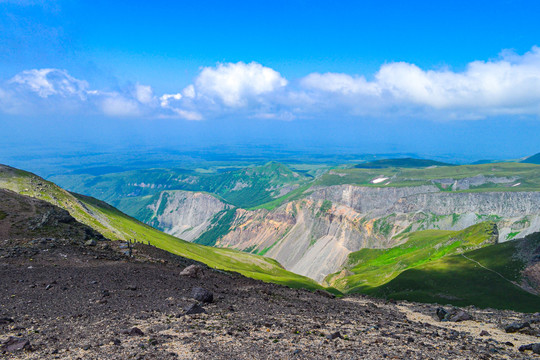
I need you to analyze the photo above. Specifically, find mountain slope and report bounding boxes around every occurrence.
[368,232,540,312]
[49,161,312,210]
[0,164,324,291]
[324,223,540,311]
[522,152,540,164]
[325,222,499,291]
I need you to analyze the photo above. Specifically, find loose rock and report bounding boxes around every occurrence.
[191,287,213,303]
[505,322,530,333]
[184,303,206,315]
[2,337,30,352]
[0,317,14,324]
[123,327,145,336]
[180,264,203,278]
[326,331,343,340]
[436,307,472,322]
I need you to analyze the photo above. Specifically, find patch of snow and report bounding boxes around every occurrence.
[512,183,521,187]
[371,177,389,184]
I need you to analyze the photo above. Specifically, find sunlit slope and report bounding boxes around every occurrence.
[325,222,540,311]
[325,222,498,292]
[369,234,540,312]
[316,162,540,190]
[0,164,323,290]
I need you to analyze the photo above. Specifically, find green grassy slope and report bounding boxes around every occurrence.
[0,164,324,291]
[326,222,498,293]
[368,235,540,312]
[326,222,540,311]
[316,162,540,190]
[355,158,454,169]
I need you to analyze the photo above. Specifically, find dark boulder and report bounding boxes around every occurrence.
[184,303,206,315]
[123,327,144,336]
[2,337,30,352]
[518,343,540,354]
[0,317,14,325]
[191,287,213,303]
[436,307,447,321]
[449,310,472,322]
[436,307,472,322]
[326,331,344,340]
[505,322,530,333]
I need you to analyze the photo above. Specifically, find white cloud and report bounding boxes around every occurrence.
[134,84,154,104]
[301,73,379,96]
[194,62,287,106]
[10,68,88,99]
[182,84,195,99]
[301,46,540,117]
[169,108,203,121]
[159,93,182,107]
[100,95,141,117]
[4,48,540,120]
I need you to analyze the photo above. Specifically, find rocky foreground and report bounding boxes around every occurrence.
[1,236,540,360]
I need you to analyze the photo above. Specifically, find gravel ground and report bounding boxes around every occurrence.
[1,239,539,360]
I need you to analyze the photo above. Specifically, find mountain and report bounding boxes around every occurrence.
[355,158,454,169]
[39,161,540,310]
[0,164,324,291]
[134,163,540,282]
[522,152,540,164]
[49,161,312,210]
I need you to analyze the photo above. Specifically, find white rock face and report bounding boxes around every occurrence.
[146,190,230,241]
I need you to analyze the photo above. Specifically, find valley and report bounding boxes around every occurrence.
[33,155,540,312]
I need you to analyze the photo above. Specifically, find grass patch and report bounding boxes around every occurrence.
[329,222,497,292]
[506,231,520,240]
[194,208,236,247]
[367,237,540,312]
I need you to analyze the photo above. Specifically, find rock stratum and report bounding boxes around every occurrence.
[143,184,540,282]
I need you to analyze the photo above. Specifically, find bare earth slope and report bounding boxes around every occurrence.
[1,192,540,359]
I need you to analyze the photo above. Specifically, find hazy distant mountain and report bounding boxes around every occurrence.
[355,158,454,169]
[521,152,540,164]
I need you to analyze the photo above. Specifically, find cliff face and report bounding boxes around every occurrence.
[146,191,230,241]
[142,185,540,282]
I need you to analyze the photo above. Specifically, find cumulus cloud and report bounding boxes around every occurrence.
[301,46,540,117]
[3,49,540,120]
[10,68,88,99]
[194,62,287,106]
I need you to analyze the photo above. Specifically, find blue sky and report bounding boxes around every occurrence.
[1,0,540,163]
